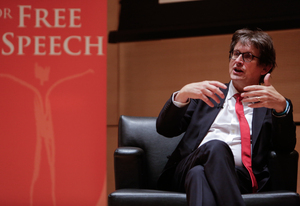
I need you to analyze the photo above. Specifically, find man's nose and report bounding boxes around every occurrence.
[235,54,244,64]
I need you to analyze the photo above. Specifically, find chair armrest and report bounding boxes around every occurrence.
[268,150,299,192]
[114,147,145,189]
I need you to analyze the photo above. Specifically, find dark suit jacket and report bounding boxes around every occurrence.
[156,84,296,192]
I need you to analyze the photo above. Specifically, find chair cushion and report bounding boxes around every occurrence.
[243,191,300,206]
[108,189,300,206]
[108,189,187,206]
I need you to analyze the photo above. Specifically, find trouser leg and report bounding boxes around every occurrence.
[236,166,253,194]
[174,140,246,206]
[185,165,217,206]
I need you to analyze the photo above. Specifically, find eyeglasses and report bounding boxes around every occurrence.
[229,50,260,62]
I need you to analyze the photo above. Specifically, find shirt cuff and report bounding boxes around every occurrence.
[172,91,190,108]
[272,100,290,117]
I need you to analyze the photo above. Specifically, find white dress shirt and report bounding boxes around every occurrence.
[173,81,253,167]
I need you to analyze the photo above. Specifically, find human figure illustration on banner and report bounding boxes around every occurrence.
[0,64,94,206]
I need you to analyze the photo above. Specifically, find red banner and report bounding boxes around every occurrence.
[0,0,107,205]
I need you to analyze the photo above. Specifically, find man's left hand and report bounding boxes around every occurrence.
[241,73,286,113]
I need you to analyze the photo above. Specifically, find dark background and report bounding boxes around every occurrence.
[109,0,300,43]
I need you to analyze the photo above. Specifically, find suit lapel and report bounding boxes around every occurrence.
[252,107,267,147]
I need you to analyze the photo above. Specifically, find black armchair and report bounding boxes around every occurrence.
[108,115,300,206]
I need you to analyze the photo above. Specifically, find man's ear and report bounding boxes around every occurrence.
[261,65,272,75]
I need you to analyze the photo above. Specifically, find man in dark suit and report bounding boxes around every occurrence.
[156,28,296,206]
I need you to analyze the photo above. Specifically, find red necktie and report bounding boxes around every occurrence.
[235,93,258,193]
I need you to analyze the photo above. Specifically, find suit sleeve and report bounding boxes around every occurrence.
[271,99,296,153]
[156,95,198,137]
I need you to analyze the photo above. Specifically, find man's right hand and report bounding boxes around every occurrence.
[175,81,227,107]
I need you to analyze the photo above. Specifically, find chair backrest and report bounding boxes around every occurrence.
[118,115,183,189]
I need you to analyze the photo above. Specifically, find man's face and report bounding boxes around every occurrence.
[229,41,269,92]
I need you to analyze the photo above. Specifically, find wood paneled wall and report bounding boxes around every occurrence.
[107,0,300,196]
[116,30,300,120]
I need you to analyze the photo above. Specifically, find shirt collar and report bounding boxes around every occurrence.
[227,81,239,100]
[227,81,253,107]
